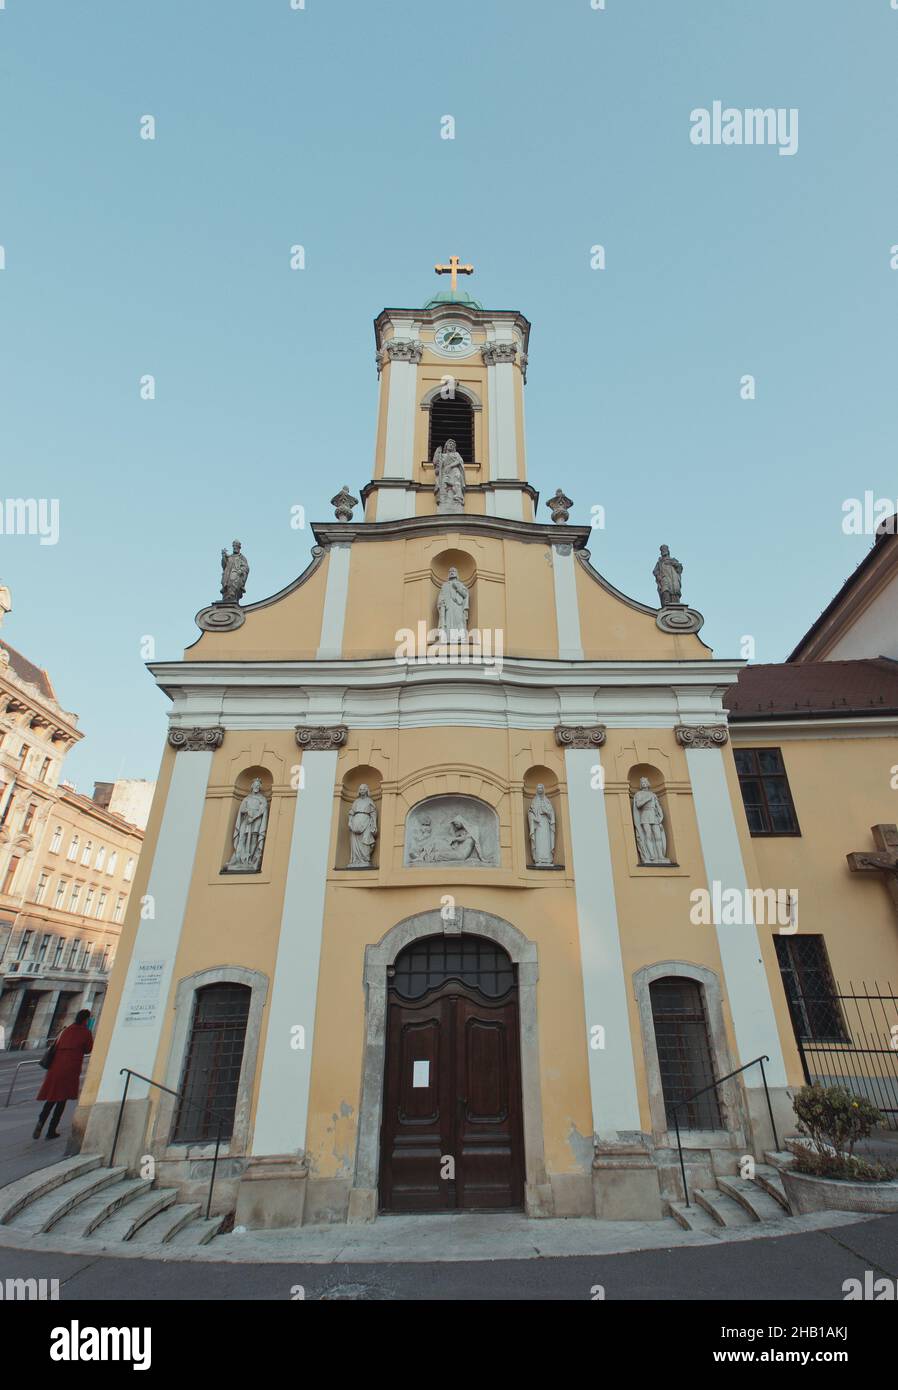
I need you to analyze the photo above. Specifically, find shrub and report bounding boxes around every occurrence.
[792,1085,893,1181]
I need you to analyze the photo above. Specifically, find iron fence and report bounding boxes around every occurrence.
[794,982,898,1129]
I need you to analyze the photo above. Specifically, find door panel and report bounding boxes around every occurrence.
[379,981,524,1213]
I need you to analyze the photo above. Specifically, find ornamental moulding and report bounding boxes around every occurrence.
[554,724,607,749]
[168,726,225,752]
[655,604,705,636]
[481,342,518,366]
[295,725,348,751]
[382,339,424,364]
[674,724,729,748]
[195,603,246,633]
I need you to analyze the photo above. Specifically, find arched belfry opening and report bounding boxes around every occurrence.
[428,391,475,463]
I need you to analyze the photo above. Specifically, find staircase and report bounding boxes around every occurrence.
[668,1152,795,1232]
[0,1155,225,1248]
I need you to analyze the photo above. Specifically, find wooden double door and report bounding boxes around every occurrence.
[379,961,525,1213]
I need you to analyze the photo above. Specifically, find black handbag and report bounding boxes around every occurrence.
[39,1040,57,1071]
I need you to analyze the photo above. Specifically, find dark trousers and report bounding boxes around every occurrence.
[38,1100,66,1131]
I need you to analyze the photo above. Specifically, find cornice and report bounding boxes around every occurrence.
[788,531,898,661]
[374,306,531,356]
[310,513,589,550]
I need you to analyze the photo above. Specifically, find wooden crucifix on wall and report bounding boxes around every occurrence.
[847,824,898,915]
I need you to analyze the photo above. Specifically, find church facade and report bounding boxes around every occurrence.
[75,277,898,1227]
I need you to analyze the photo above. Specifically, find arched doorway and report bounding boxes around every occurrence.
[378,932,525,1213]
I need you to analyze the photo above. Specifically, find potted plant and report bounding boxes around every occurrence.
[782,1085,898,1215]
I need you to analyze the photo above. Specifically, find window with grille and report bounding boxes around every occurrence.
[774,935,848,1043]
[650,977,722,1130]
[428,394,474,464]
[390,934,515,999]
[733,747,800,835]
[173,983,251,1143]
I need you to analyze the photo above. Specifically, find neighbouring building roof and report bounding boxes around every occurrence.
[788,515,898,662]
[0,639,57,702]
[725,657,898,721]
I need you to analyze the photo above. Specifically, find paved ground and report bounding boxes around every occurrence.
[0,1048,81,1188]
[0,1215,895,1299]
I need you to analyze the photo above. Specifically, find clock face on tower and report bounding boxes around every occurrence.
[433,322,474,356]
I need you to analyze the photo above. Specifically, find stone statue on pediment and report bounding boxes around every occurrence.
[221,540,249,603]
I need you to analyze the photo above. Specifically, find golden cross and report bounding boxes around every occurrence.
[434,254,474,292]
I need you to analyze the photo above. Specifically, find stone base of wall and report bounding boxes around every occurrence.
[593,1135,664,1220]
[235,1156,308,1229]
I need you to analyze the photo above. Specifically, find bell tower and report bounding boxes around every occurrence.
[366,257,533,523]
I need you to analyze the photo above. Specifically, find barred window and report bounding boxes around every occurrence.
[173,983,251,1143]
[390,934,514,999]
[774,935,848,1043]
[733,748,800,835]
[650,977,722,1130]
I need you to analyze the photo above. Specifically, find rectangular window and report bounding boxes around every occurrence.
[95,846,106,872]
[650,977,723,1130]
[733,747,800,835]
[67,938,81,968]
[18,743,30,769]
[81,841,92,867]
[54,879,67,909]
[124,857,135,882]
[81,943,93,972]
[34,871,50,905]
[96,891,107,919]
[2,857,21,895]
[66,836,79,862]
[774,935,848,1043]
[50,826,63,854]
[21,803,36,834]
[107,851,117,875]
[100,945,111,971]
[52,938,64,968]
[113,894,125,923]
[37,933,52,963]
[69,882,82,913]
[38,757,52,782]
[84,887,95,916]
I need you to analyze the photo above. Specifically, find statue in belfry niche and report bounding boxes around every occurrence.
[653,545,682,608]
[528,784,556,866]
[347,783,378,868]
[433,438,465,513]
[221,540,249,603]
[436,566,470,640]
[632,778,670,864]
[225,778,269,872]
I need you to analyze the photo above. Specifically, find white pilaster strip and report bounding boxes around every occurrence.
[383,360,417,479]
[552,545,584,659]
[96,750,212,1102]
[252,750,338,1155]
[486,362,498,480]
[565,747,642,1136]
[375,487,416,522]
[493,490,524,521]
[316,543,352,659]
[686,746,788,1086]
[493,364,518,479]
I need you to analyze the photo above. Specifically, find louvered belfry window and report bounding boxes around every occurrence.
[173,983,251,1143]
[428,394,474,463]
[650,977,723,1130]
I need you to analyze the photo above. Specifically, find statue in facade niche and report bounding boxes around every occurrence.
[221,540,249,603]
[225,778,269,872]
[528,784,556,866]
[347,783,378,867]
[653,545,682,608]
[433,438,465,513]
[632,777,670,864]
[436,566,470,640]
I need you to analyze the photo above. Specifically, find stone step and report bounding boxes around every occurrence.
[763,1150,796,1169]
[6,1166,128,1234]
[667,1199,720,1233]
[693,1188,756,1228]
[129,1202,204,1245]
[50,1178,152,1238]
[753,1164,791,1212]
[0,1155,103,1225]
[167,1214,226,1246]
[716,1175,787,1223]
[91,1188,179,1243]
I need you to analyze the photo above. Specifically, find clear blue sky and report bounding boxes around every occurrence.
[2,1,896,790]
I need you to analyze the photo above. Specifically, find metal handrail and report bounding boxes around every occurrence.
[110,1067,231,1220]
[671,1054,780,1207]
[4,1057,41,1108]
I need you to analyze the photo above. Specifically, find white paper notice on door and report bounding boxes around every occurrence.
[412,1060,430,1088]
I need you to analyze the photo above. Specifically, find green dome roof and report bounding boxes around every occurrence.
[422,287,484,311]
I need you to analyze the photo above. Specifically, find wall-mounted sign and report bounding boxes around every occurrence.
[122,959,166,1028]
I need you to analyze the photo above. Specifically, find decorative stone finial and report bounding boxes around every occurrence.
[331,486,359,522]
[546,490,573,524]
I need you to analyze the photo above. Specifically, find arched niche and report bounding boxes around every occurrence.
[404,794,499,868]
[628,764,676,866]
[430,548,477,636]
[336,765,383,870]
[522,766,564,869]
[221,765,273,875]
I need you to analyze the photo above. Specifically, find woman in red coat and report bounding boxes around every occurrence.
[33,1009,93,1140]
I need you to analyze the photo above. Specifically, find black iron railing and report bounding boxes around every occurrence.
[110,1067,230,1220]
[671,1054,780,1207]
[793,984,898,1130]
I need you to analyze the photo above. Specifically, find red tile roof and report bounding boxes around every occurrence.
[725,658,898,720]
